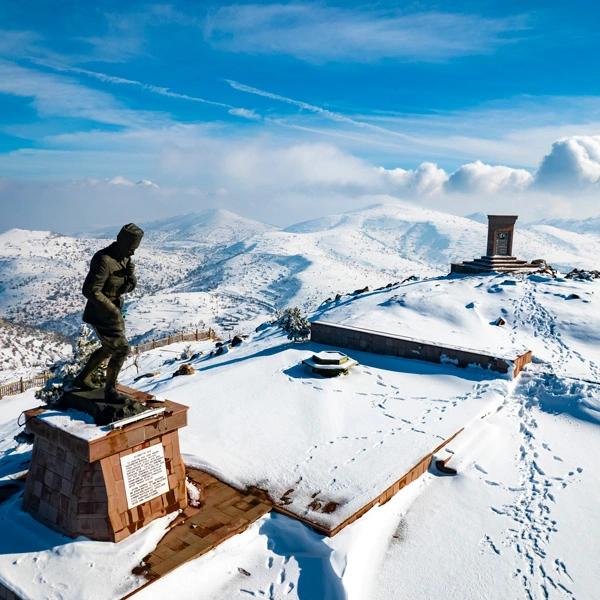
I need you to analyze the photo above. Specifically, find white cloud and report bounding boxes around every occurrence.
[536,136,600,188]
[108,175,134,186]
[228,107,261,120]
[222,142,380,189]
[379,162,448,195]
[0,60,163,128]
[205,4,524,62]
[136,179,159,188]
[446,160,533,194]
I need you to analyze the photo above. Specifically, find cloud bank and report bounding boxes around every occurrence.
[2,133,600,232]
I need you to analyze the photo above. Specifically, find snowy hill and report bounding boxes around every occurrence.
[139,209,274,250]
[2,202,600,345]
[124,202,600,340]
[0,229,194,335]
[532,215,600,235]
[109,272,600,599]
[88,209,274,253]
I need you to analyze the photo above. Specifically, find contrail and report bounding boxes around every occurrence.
[225,79,417,142]
[32,60,254,113]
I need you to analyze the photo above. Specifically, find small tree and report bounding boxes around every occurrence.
[36,324,106,405]
[179,344,194,361]
[275,307,311,342]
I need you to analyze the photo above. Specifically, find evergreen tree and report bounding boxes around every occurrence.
[275,307,311,341]
[36,325,106,405]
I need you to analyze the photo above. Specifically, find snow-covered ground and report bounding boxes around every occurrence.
[0,320,71,384]
[0,270,598,599]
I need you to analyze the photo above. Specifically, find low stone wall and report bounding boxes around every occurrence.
[311,321,532,378]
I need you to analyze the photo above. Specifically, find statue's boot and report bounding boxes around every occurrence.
[71,347,108,390]
[104,353,129,404]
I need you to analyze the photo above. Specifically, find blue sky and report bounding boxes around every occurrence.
[1,1,600,230]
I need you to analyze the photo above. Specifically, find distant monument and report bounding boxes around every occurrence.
[451,215,538,274]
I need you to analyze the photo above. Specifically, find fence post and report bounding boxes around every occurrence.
[20,378,24,393]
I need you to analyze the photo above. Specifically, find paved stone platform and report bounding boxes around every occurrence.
[125,468,272,597]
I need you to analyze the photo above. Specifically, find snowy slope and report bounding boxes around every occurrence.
[124,202,600,339]
[0,320,71,384]
[0,272,598,599]
[532,215,600,235]
[0,229,194,335]
[132,272,599,600]
[88,209,274,253]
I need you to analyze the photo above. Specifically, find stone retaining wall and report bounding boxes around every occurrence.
[311,321,532,378]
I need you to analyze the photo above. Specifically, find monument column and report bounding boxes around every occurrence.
[486,215,518,257]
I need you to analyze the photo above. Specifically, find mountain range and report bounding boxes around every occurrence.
[1,202,599,348]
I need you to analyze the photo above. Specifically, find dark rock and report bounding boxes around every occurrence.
[491,317,506,326]
[566,268,600,281]
[352,286,370,295]
[334,293,342,302]
[173,363,196,377]
[401,275,418,284]
[133,371,159,382]
[566,293,581,300]
[231,335,244,347]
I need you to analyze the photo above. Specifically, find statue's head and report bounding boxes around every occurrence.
[116,223,144,257]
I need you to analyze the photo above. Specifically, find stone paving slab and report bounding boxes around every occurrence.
[124,468,272,597]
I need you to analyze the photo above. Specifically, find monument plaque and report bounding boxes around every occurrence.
[495,230,509,255]
[121,445,169,509]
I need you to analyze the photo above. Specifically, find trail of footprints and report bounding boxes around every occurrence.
[239,556,295,598]
[480,372,583,599]
[290,367,488,495]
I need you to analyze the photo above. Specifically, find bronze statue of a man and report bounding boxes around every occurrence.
[73,223,144,403]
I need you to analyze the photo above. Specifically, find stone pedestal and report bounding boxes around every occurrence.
[22,391,188,542]
[451,214,539,274]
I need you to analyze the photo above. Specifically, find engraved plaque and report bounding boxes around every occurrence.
[495,231,509,255]
[121,445,169,509]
